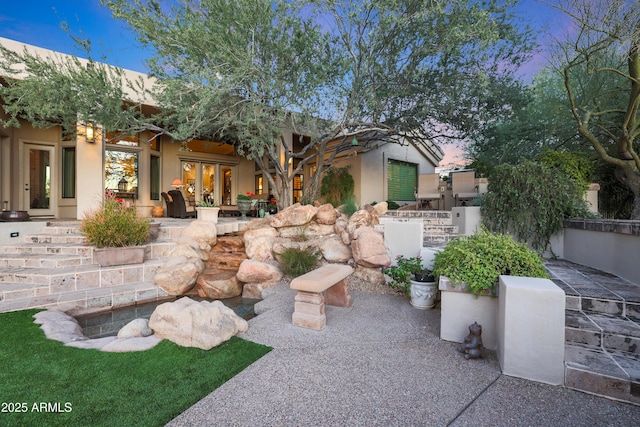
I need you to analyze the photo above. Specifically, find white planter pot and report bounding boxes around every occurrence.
[196,207,220,223]
[410,280,437,309]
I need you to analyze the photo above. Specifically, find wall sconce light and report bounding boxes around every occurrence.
[351,136,358,146]
[86,122,95,143]
[171,178,184,189]
[118,177,128,192]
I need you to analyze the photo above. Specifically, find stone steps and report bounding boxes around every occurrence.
[545,259,640,405]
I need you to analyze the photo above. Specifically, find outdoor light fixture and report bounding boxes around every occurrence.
[118,177,128,192]
[85,122,95,143]
[351,136,358,146]
[171,178,184,189]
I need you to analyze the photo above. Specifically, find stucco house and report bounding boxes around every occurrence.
[0,37,443,220]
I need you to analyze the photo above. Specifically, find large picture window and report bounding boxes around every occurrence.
[150,155,160,201]
[106,150,139,198]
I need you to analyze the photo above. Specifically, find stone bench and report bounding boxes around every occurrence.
[289,264,354,330]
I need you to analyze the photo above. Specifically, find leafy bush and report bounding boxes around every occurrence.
[276,246,319,277]
[81,197,151,248]
[432,230,548,297]
[481,161,592,254]
[382,255,434,296]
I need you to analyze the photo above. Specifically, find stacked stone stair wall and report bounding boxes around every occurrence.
[0,220,182,314]
[377,210,458,247]
[546,260,640,405]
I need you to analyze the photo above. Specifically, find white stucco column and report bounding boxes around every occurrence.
[75,128,104,219]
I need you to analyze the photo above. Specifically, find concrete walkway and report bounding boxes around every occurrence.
[168,285,640,427]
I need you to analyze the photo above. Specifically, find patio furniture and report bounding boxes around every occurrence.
[168,190,197,218]
[161,192,174,218]
[451,170,478,207]
[415,173,442,210]
[289,264,354,330]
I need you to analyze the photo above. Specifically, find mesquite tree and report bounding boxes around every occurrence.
[0,0,534,208]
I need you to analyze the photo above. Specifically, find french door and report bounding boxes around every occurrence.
[23,143,56,217]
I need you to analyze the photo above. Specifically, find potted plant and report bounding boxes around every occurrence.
[236,192,255,220]
[196,196,220,223]
[432,229,548,349]
[80,195,151,266]
[382,255,437,309]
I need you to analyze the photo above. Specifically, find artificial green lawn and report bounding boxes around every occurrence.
[0,309,271,426]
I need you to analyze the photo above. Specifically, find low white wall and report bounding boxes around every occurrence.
[563,219,640,285]
[451,206,481,235]
[0,221,46,246]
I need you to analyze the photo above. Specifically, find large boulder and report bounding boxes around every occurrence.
[181,220,218,251]
[243,228,277,261]
[278,222,335,239]
[270,203,318,228]
[373,201,388,216]
[170,238,210,261]
[149,297,248,350]
[196,269,243,299]
[153,255,204,295]
[350,227,391,268]
[347,209,379,238]
[237,259,283,299]
[320,236,352,263]
[315,203,339,225]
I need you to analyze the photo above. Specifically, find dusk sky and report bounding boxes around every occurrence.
[0,0,570,166]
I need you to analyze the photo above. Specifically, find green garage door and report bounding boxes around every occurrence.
[388,159,417,201]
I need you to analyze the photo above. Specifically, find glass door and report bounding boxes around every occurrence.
[23,144,55,216]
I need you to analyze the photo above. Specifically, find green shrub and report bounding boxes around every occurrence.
[432,230,548,297]
[80,197,151,248]
[276,246,319,277]
[481,161,593,254]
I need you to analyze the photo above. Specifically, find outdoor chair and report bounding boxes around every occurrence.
[414,173,442,210]
[451,170,478,207]
[161,192,175,218]
[168,190,197,218]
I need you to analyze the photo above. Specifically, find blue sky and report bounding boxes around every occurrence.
[0,0,569,80]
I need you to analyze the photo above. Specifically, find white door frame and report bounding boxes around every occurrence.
[22,142,56,217]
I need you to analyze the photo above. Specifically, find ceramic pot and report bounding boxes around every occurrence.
[410,279,437,309]
[152,206,164,218]
[0,211,30,222]
[196,207,220,223]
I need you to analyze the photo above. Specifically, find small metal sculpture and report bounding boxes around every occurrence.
[459,322,484,359]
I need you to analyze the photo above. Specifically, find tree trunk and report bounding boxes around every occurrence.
[615,165,640,219]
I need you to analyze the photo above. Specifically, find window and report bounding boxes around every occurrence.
[255,175,263,196]
[61,147,75,198]
[180,160,236,205]
[106,150,139,197]
[150,155,160,200]
[293,174,304,203]
[387,159,417,201]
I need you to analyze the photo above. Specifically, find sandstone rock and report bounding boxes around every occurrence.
[242,281,280,299]
[100,335,163,352]
[149,297,249,350]
[270,203,318,228]
[373,201,388,216]
[320,236,352,263]
[347,209,379,238]
[210,235,245,253]
[117,318,153,338]
[236,259,283,283]
[315,203,338,225]
[334,217,351,245]
[181,220,218,250]
[170,239,209,261]
[350,227,391,268]
[278,223,335,239]
[153,255,204,295]
[351,264,387,286]
[205,251,248,270]
[196,269,243,299]
[244,235,275,261]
